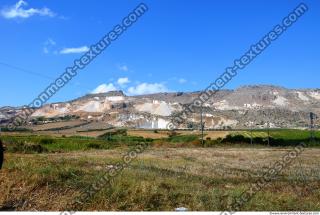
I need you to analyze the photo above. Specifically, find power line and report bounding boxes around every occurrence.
[0,61,92,92]
[0,61,53,80]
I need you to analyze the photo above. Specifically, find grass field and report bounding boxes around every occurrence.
[1,147,320,211]
[0,129,319,211]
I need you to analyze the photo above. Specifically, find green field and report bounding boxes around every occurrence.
[233,129,320,140]
[1,129,319,154]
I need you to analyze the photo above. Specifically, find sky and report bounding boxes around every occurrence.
[0,0,319,107]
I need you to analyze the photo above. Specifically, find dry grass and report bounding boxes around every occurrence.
[203,131,230,139]
[1,147,320,211]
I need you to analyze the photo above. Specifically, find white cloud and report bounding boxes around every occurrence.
[127,83,168,95]
[1,0,56,19]
[178,78,187,84]
[43,38,56,54]
[59,46,89,54]
[118,65,128,72]
[91,83,117,94]
[117,77,130,86]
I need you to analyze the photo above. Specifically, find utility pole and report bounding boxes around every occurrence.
[250,121,253,145]
[266,121,270,146]
[263,110,270,146]
[200,104,204,146]
[310,112,315,142]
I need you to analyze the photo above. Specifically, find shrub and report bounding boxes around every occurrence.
[7,141,47,153]
[25,143,47,153]
[222,134,250,144]
[40,138,55,145]
[86,143,101,149]
[146,138,153,142]
[204,140,217,147]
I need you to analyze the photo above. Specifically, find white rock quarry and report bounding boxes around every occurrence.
[296,91,309,101]
[32,103,71,118]
[308,91,320,100]
[76,96,124,113]
[213,100,230,110]
[244,102,262,109]
[134,100,175,116]
[213,100,241,110]
[105,96,124,102]
[76,101,103,112]
[273,96,288,106]
[138,117,170,129]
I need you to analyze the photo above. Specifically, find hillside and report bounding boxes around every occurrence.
[1,85,319,129]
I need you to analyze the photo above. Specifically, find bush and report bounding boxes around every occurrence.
[146,138,153,142]
[40,138,55,145]
[86,143,101,149]
[204,140,217,147]
[25,143,47,153]
[222,134,250,143]
[7,141,47,153]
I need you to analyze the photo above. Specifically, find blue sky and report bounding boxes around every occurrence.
[0,0,319,107]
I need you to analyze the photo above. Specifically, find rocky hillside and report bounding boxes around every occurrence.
[1,85,319,129]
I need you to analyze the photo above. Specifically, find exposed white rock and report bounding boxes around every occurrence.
[135,100,174,116]
[273,96,288,106]
[32,104,71,117]
[213,100,241,110]
[138,117,170,129]
[272,91,279,95]
[308,91,320,100]
[244,103,262,109]
[296,91,309,101]
[76,101,103,112]
[105,96,124,102]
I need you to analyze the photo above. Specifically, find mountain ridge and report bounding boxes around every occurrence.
[1,85,319,129]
